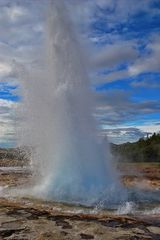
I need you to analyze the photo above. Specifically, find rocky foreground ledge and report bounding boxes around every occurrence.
[0,197,160,240]
[0,152,160,239]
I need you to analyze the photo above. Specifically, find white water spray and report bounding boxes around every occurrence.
[18,0,126,206]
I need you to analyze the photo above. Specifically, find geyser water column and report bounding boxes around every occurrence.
[20,0,125,205]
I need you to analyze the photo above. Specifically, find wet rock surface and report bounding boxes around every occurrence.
[0,198,159,240]
[0,159,160,239]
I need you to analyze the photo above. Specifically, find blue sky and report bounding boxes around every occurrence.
[0,0,160,146]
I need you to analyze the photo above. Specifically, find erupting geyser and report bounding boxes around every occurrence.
[19,0,126,206]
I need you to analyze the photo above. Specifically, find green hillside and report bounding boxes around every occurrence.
[111,133,160,162]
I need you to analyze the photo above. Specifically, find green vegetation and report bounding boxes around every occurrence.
[0,133,160,163]
[111,133,160,162]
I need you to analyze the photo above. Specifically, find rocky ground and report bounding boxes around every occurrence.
[0,153,160,239]
[119,163,160,190]
[0,197,160,240]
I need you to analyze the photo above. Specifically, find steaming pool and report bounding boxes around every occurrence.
[0,166,160,239]
[0,166,160,216]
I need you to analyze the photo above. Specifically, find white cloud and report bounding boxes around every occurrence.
[0,1,44,47]
[136,124,160,134]
[0,0,159,146]
[69,0,153,29]
[5,5,28,22]
[0,1,46,85]
[0,98,15,108]
[69,1,160,85]
[100,122,160,144]
[95,89,160,127]
[96,69,129,83]
[0,62,12,77]
[129,37,160,76]
[0,99,17,146]
[131,79,160,88]
[96,34,160,83]
[93,41,138,69]
[101,127,148,144]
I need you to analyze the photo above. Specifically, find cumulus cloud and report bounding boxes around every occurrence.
[69,0,154,29]
[0,62,12,78]
[95,90,160,144]
[95,90,160,125]
[138,124,160,133]
[0,0,159,146]
[2,5,28,22]
[93,41,138,69]
[131,79,160,88]
[0,1,44,47]
[0,3,44,81]
[97,34,160,83]
[72,1,160,85]
[0,99,17,146]
[101,127,149,144]
[129,36,160,76]
[98,69,129,83]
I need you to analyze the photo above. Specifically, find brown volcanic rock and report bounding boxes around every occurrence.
[0,157,160,239]
[0,198,159,240]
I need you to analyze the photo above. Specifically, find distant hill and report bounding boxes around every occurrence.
[111,133,160,162]
[1,133,160,164]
